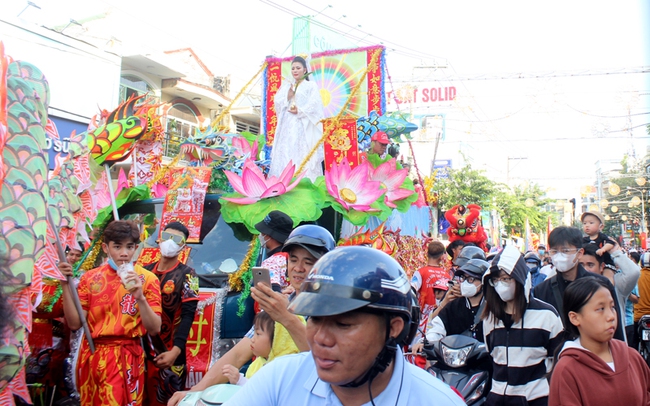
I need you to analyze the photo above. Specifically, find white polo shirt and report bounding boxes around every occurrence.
[223,347,465,406]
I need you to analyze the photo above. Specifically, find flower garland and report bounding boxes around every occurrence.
[226,237,260,316]
[80,234,103,272]
[296,50,382,175]
[146,154,181,190]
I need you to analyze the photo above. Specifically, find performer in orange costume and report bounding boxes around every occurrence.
[60,220,162,406]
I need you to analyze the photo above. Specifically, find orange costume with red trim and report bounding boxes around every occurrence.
[76,264,162,406]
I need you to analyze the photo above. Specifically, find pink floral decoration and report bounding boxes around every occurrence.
[326,158,384,212]
[223,159,304,205]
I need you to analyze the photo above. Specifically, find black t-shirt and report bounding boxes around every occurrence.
[144,261,200,365]
[583,232,616,267]
[437,296,485,342]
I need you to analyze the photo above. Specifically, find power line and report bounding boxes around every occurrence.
[391,66,650,82]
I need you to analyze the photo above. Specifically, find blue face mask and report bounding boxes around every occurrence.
[538,250,545,255]
[107,256,119,271]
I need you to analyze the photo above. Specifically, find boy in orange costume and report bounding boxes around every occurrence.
[60,220,162,405]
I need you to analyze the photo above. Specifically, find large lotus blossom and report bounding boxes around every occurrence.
[326,158,385,212]
[223,159,304,204]
[231,136,259,159]
[368,158,413,208]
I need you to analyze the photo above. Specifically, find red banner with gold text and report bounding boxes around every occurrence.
[184,289,217,390]
[323,118,360,171]
[159,167,211,243]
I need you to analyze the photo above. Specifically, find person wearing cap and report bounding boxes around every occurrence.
[254,210,294,290]
[223,246,465,406]
[360,131,390,162]
[167,225,336,406]
[582,210,617,270]
[425,257,489,345]
[482,245,563,405]
[524,251,547,288]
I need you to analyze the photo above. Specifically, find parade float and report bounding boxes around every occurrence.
[0,42,443,404]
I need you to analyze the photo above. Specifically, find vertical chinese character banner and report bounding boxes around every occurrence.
[184,289,222,389]
[263,45,385,147]
[323,118,360,171]
[159,167,212,243]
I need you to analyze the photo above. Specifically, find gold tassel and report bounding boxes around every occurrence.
[228,236,257,292]
[211,62,268,130]
[80,234,103,271]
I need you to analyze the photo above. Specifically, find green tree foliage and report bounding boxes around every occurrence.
[494,184,552,235]
[435,163,496,211]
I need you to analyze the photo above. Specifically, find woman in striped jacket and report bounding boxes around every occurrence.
[482,246,564,406]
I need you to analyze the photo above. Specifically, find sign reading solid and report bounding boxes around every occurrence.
[387,86,457,105]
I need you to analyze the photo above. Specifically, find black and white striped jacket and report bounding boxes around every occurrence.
[483,297,564,404]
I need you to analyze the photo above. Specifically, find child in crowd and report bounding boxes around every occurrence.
[222,311,302,385]
[482,246,564,406]
[581,211,616,270]
[549,277,650,405]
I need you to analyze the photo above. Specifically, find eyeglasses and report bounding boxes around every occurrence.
[548,248,578,256]
[161,231,186,245]
[458,275,478,284]
[488,276,514,287]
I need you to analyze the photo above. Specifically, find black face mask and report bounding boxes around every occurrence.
[527,264,540,273]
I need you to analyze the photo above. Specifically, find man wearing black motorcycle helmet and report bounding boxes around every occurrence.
[223,246,464,406]
[424,251,489,346]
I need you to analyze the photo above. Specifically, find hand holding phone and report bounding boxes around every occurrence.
[252,267,271,288]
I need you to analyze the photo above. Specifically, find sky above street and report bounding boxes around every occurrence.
[6,0,650,200]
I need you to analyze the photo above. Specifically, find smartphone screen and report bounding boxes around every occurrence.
[252,267,271,288]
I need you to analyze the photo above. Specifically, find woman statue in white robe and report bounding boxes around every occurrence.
[269,56,325,182]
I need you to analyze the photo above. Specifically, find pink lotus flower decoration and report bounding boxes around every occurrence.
[326,158,385,212]
[223,159,304,205]
[369,159,413,208]
[232,136,258,159]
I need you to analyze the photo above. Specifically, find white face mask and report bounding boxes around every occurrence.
[494,281,516,302]
[460,280,479,298]
[258,234,269,248]
[160,239,183,258]
[552,252,578,273]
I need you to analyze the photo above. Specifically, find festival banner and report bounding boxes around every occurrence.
[159,167,211,243]
[184,288,224,390]
[323,118,360,171]
[136,246,192,267]
[263,45,386,146]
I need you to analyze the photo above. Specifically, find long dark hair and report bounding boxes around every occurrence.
[562,276,611,340]
[292,56,310,81]
[482,269,527,324]
[549,276,611,377]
